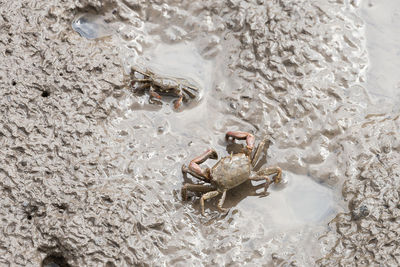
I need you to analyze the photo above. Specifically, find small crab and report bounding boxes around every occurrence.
[181,131,282,216]
[130,67,199,109]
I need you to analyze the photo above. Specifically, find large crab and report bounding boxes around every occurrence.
[181,131,283,215]
[130,67,199,109]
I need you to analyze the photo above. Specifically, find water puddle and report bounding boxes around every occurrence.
[360,0,400,111]
[125,42,215,112]
[119,42,222,139]
[142,42,214,93]
[71,13,113,39]
[229,172,339,228]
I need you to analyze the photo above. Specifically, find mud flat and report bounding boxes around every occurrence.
[0,0,399,266]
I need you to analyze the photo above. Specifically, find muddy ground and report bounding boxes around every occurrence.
[1,0,399,266]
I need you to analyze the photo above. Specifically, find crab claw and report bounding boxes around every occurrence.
[225,131,255,151]
[149,86,162,99]
[246,145,253,155]
[181,164,189,175]
[174,95,183,109]
[270,167,283,184]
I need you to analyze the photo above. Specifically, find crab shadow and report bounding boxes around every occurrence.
[185,180,270,218]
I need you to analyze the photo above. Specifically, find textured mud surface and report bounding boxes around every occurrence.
[1,0,399,266]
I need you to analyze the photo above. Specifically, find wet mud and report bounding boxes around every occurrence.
[0,0,399,266]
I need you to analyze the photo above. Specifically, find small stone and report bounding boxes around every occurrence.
[353,205,370,220]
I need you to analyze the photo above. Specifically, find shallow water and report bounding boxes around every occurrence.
[70,0,355,263]
[239,172,338,227]
[144,42,214,93]
[360,0,400,111]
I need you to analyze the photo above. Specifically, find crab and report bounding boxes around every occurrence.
[181,131,283,215]
[130,67,199,109]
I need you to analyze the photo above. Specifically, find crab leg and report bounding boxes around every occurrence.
[249,174,272,193]
[181,90,191,101]
[182,86,198,98]
[200,191,219,216]
[132,68,152,79]
[149,86,162,99]
[256,167,283,184]
[182,149,218,182]
[190,149,218,164]
[131,82,151,92]
[225,131,255,153]
[180,89,196,106]
[251,138,271,167]
[181,165,205,181]
[131,78,151,83]
[217,190,229,213]
[181,183,216,201]
[174,93,183,109]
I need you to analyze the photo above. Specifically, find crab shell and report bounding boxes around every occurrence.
[210,153,251,191]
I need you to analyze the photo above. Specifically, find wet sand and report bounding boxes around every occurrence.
[0,0,399,266]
